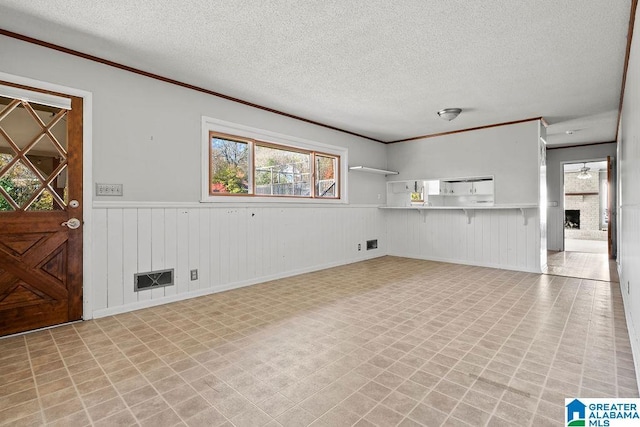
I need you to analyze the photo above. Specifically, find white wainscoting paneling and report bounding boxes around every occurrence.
[91,205,386,317]
[547,206,563,251]
[385,208,542,273]
[619,204,640,390]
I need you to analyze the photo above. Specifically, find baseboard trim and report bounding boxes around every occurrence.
[386,252,542,274]
[619,263,640,393]
[91,252,386,318]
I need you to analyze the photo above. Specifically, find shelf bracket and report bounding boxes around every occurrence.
[462,208,473,224]
[418,209,427,223]
[519,207,528,225]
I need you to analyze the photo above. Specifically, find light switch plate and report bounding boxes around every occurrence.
[96,183,123,196]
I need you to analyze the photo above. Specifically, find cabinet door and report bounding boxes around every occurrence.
[426,180,440,195]
[450,182,473,195]
[472,180,494,195]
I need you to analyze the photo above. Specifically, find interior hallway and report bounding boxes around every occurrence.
[0,257,636,426]
[545,250,618,283]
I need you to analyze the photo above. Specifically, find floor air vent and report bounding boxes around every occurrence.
[134,269,174,292]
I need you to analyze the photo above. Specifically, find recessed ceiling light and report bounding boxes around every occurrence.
[437,108,462,121]
[566,130,574,135]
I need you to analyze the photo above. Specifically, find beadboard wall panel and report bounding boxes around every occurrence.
[91,205,385,317]
[619,3,640,391]
[385,208,542,273]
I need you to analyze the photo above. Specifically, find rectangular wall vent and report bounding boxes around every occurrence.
[366,239,378,250]
[134,269,174,292]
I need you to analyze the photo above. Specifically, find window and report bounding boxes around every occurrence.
[209,134,250,194]
[315,154,338,198]
[255,144,310,196]
[206,128,342,200]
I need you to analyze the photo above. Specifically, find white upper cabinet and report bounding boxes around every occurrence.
[387,176,494,207]
[471,179,494,195]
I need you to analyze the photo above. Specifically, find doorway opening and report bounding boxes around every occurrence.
[545,157,617,282]
[563,160,608,254]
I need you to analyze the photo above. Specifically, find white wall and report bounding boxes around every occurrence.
[0,35,388,204]
[546,143,617,251]
[618,4,640,391]
[0,35,551,318]
[0,35,390,317]
[385,208,542,273]
[386,120,542,205]
[92,204,385,317]
[384,120,544,272]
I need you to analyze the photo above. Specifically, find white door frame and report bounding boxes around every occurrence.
[560,157,608,253]
[0,71,94,320]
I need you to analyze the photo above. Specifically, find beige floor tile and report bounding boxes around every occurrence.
[138,408,182,427]
[120,384,157,407]
[0,388,38,410]
[93,409,137,427]
[311,405,360,427]
[277,405,317,427]
[230,404,271,427]
[0,256,637,426]
[408,403,448,426]
[87,396,127,423]
[0,399,40,424]
[174,395,211,419]
[45,410,90,427]
[163,383,199,406]
[39,386,78,410]
[256,392,296,418]
[43,398,84,423]
[185,407,228,427]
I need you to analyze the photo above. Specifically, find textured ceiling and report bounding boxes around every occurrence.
[0,1,632,146]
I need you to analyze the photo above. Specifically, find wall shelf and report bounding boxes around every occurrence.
[349,166,399,175]
[380,204,538,225]
[379,205,537,211]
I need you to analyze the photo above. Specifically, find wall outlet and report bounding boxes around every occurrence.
[358,244,361,251]
[96,183,123,196]
[190,269,198,280]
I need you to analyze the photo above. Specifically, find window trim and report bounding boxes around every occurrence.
[201,117,348,204]
[253,141,315,198]
[312,150,341,199]
[208,131,253,196]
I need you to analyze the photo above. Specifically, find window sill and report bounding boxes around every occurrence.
[200,195,347,204]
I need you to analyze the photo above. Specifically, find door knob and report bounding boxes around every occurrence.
[62,218,81,229]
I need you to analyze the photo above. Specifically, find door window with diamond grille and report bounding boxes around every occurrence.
[0,84,83,337]
[0,95,69,211]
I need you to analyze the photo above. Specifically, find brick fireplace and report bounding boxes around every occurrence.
[564,168,607,241]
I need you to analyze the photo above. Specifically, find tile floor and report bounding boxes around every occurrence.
[0,256,637,426]
[546,250,619,282]
[564,238,608,254]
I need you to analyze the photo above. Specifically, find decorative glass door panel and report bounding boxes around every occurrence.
[0,85,83,337]
[0,96,68,211]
